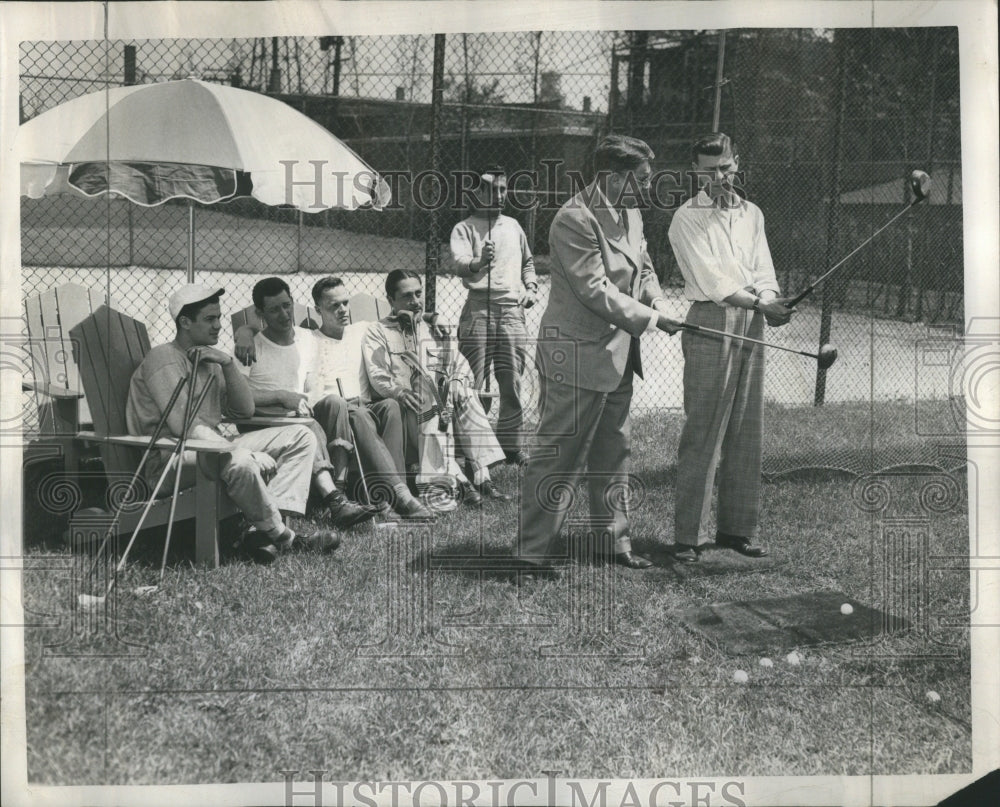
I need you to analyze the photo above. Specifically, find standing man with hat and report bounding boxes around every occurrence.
[516,135,681,579]
[449,165,538,466]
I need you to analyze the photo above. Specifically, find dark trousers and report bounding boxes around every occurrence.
[313,395,407,494]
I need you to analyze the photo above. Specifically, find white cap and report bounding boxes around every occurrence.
[169,284,225,320]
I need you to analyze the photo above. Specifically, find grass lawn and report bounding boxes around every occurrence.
[19,403,970,784]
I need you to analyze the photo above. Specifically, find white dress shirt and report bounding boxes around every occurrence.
[668,190,780,305]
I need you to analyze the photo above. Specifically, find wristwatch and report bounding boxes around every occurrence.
[752,296,761,313]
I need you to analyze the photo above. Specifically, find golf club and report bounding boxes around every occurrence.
[673,320,839,369]
[158,350,207,582]
[479,205,499,402]
[84,374,188,583]
[79,372,216,608]
[336,378,396,530]
[786,169,931,308]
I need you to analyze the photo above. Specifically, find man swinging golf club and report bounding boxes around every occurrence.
[667,132,795,562]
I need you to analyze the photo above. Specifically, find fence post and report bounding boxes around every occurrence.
[813,30,848,407]
[296,210,303,273]
[711,31,727,133]
[424,33,446,313]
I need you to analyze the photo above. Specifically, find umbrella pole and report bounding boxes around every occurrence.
[187,201,196,282]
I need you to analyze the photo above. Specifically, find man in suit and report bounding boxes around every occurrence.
[516,135,681,578]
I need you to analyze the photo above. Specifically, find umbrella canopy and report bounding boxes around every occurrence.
[18,78,390,210]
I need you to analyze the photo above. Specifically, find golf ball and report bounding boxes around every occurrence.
[786,652,802,666]
[926,690,941,703]
[841,603,854,615]
[758,657,774,668]
[733,670,749,683]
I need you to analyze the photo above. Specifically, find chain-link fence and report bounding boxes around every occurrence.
[19,29,964,473]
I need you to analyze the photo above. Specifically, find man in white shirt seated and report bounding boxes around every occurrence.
[304,276,433,520]
[235,277,377,529]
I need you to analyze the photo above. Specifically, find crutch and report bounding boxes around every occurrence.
[79,371,216,606]
[84,374,188,583]
[158,349,206,583]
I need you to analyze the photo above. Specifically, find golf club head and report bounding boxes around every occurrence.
[909,170,931,202]
[817,344,838,370]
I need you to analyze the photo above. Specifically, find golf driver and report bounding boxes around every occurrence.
[672,319,839,369]
[786,169,931,308]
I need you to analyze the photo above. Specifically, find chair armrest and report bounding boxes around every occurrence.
[225,416,305,427]
[76,431,233,454]
[22,380,84,399]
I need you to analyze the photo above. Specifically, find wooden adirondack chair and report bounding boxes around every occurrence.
[70,305,239,568]
[347,292,391,324]
[22,283,106,471]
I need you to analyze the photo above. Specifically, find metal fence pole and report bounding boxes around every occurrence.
[187,202,196,283]
[424,33,446,313]
[813,30,848,406]
[711,31,727,132]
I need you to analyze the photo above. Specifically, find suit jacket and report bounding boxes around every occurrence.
[537,182,664,392]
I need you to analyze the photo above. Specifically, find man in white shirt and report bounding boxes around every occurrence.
[305,276,432,520]
[667,132,794,562]
[236,277,377,529]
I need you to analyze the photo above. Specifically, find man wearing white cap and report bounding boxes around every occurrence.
[126,284,340,557]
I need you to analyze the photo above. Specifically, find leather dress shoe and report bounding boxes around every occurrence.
[458,481,483,507]
[325,490,378,528]
[289,529,342,553]
[601,551,653,569]
[505,449,530,466]
[716,532,769,558]
[478,480,511,502]
[394,495,435,521]
[672,545,703,563]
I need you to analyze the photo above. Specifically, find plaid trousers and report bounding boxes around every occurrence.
[674,302,765,546]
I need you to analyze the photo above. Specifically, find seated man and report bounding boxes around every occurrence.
[125,284,340,557]
[234,277,376,529]
[362,269,509,508]
[304,275,433,520]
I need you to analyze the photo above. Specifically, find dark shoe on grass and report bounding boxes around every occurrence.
[600,550,653,569]
[716,532,769,558]
[292,528,342,553]
[478,479,511,502]
[325,490,378,528]
[672,545,703,563]
[505,449,530,466]
[458,480,483,507]
[395,495,435,520]
[240,529,279,564]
